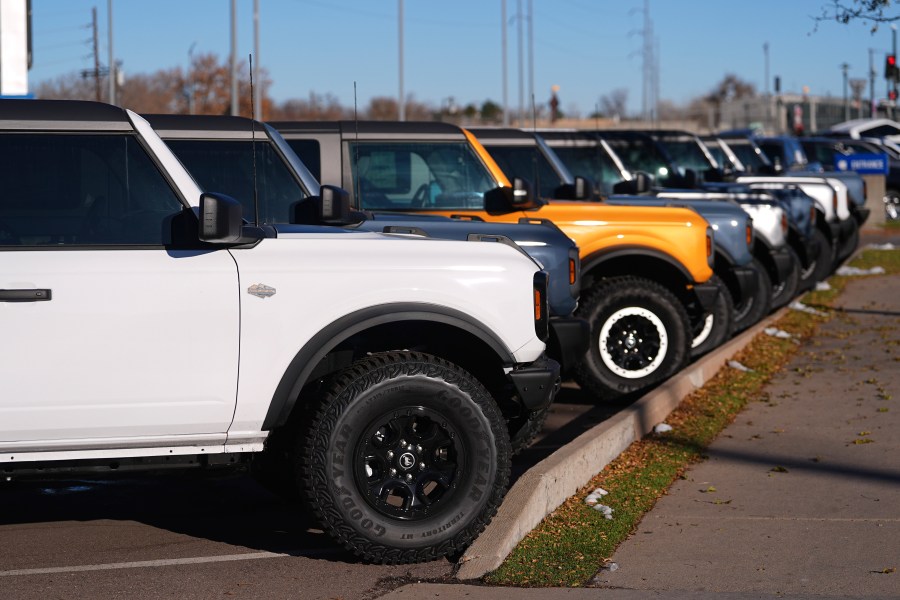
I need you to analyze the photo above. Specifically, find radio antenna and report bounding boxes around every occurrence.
[249,53,259,227]
[531,93,539,197]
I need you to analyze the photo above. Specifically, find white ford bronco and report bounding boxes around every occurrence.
[0,100,560,564]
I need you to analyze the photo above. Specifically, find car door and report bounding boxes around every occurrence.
[0,131,240,448]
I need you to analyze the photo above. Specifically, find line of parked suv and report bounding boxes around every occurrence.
[0,99,864,565]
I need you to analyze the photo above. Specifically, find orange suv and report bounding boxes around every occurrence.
[273,120,716,400]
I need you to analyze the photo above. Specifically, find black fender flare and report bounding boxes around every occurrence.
[581,245,694,283]
[262,303,515,430]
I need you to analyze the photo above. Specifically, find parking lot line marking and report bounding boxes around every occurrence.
[0,551,295,577]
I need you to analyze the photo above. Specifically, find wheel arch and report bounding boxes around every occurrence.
[581,246,693,293]
[263,303,515,430]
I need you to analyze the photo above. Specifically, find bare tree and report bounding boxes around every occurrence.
[598,88,629,119]
[815,0,897,32]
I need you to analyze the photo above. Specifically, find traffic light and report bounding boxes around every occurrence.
[886,54,899,82]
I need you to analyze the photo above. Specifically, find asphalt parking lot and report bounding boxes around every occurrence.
[0,382,621,600]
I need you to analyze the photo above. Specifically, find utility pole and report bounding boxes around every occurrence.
[527,0,533,118]
[91,7,100,101]
[517,0,524,126]
[764,42,770,129]
[502,0,509,126]
[230,0,238,116]
[870,48,877,117]
[107,0,115,105]
[253,0,261,120]
[893,24,898,117]
[842,62,850,121]
[398,0,405,121]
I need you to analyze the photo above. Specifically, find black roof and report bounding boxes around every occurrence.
[143,113,264,132]
[467,127,536,141]
[0,99,131,129]
[271,120,465,140]
[535,130,598,142]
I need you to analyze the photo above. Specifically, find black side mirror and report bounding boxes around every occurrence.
[484,177,542,214]
[612,171,652,195]
[552,175,596,201]
[199,192,243,243]
[292,185,354,225]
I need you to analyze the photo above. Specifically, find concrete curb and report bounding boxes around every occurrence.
[456,308,788,580]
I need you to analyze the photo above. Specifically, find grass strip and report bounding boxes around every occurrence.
[485,247,900,588]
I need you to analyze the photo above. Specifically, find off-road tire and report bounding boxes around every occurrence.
[770,247,801,310]
[797,229,832,292]
[300,351,510,564]
[732,258,773,332]
[689,275,735,359]
[508,404,550,455]
[574,276,691,399]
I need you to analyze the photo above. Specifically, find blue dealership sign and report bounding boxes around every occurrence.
[834,153,889,175]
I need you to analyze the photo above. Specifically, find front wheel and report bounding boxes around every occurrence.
[770,247,801,310]
[690,275,735,359]
[732,259,773,332]
[301,351,510,564]
[575,276,691,399]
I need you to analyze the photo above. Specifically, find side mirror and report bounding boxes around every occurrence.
[611,171,652,195]
[292,185,354,225]
[552,175,596,201]
[199,192,243,243]
[484,177,542,214]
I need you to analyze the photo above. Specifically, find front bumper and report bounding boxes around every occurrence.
[770,246,794,283]
[852,205,871,226]
[728,265,759,306]
[547,316,590,374]
[691,281,721,313]
[508,356,561,411]
[838,217,856,243]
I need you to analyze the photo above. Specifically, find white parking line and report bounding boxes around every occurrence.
[0,551,293,577]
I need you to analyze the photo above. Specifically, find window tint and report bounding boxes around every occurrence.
[658,137,715,171]
[285,139,321,181]
[483,145,563,199]
[603,137,671,182]
[552,145,623,196]
[348,141,495,210]
[0,133,184,246]
[166,139,306,225]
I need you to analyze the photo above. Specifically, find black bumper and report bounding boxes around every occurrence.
[547,316,590,374]
[852,205,871,226]
[770,246,795,283]
[508,356,561,411]
[838,217,856,243]
[728,264,759,306]
[692,281,721,313]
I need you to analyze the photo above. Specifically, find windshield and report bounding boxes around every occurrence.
[482,145,563,199]
[723,138,769,171]
[165,139,308,225]
[602,136,671,182]
[349,141,496,211]
[552,144,625,196]
[657,136,717,171]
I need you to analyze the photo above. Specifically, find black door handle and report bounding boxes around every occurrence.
[0,289,52,302]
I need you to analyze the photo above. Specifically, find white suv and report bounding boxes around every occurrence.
[0,100,559,564]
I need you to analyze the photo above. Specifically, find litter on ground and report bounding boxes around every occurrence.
[728,360,754,372]
[789,300,828,316]
[654,423,673,433]
[592,504,614,519]
[835,265,886,276]
[815,281,831,291]
[584,488,609,505]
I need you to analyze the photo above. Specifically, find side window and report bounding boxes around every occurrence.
[286,139,321,181]
[166,139,306,225]
[483,145,562,198]
[349,142,494,210]
[0,133,184,247]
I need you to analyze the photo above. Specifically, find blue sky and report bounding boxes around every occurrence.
[27,0,900,116]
